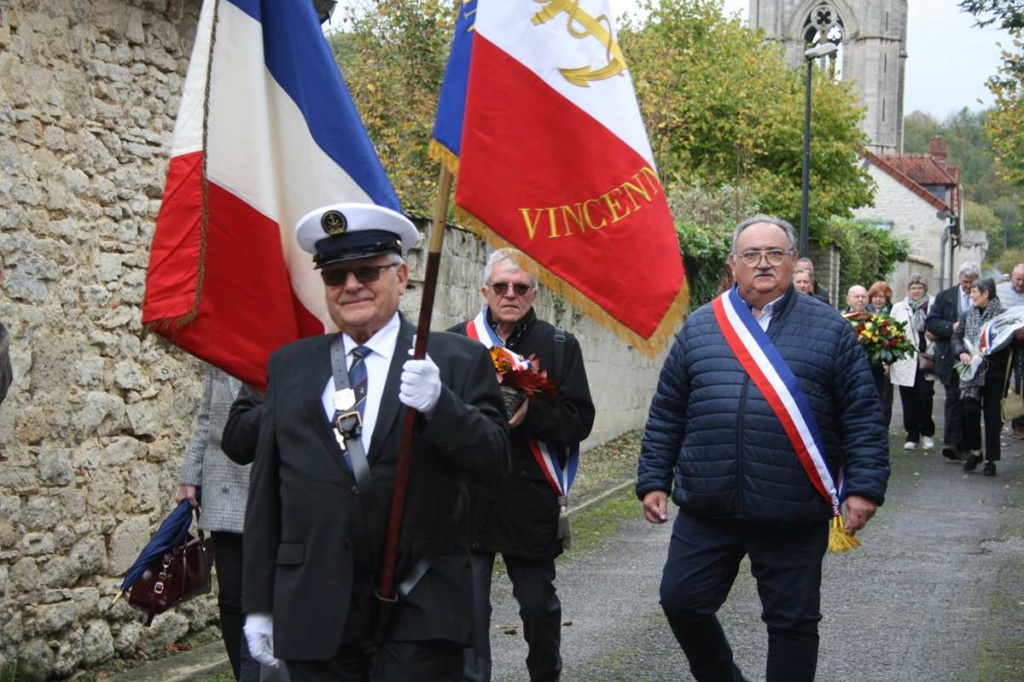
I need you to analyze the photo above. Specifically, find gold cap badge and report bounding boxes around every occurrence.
[321,210,347,235]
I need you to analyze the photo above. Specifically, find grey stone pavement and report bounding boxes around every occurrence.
[112,385,1024,681]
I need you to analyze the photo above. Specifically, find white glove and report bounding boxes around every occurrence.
[243,612,280,668]
[400,356,442,414]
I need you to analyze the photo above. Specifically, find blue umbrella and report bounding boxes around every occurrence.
[110,498,197,606]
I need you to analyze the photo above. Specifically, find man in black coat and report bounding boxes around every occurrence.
[450,249,595,682]
[242,203,510,681]
[925,262,979,460]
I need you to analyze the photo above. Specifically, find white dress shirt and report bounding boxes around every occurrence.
[320,312,401,452]
[752,293,786,332]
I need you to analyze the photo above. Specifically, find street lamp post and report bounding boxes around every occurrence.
[799,42,838,258]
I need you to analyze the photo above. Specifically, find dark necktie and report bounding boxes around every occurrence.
[350,346,370,419]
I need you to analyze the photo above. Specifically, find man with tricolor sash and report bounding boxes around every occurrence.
[450,249,595,682]
[637,216,890,682]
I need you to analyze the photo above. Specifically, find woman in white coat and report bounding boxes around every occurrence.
[890,273,937,451]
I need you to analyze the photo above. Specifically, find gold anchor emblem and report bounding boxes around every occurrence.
[321,210,347,235]
[531,0,627,87]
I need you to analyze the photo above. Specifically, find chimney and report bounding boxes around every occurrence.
[930,135,948,167]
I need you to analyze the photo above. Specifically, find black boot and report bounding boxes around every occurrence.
[963,453,983,472]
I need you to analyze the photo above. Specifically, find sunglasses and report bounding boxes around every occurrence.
[488,282,533,297]
[321,263,396,287]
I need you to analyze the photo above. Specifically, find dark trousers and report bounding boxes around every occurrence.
[942,375,965,451]
[962,379,1005,461]
[870,365,893,429]
[463,552,561,682]
[898,374,936,443]
[287,639,462,682]
[211,532,261,682]
[659,511,828,682]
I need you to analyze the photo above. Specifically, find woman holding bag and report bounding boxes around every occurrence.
[890,274,937,451]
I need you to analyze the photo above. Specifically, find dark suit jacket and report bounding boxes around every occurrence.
[221,384,264,465]
[925,285,963,386]
[242,317,510,661]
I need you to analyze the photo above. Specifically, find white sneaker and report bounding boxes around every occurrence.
[921,437,934,450]
[903,441,917,450]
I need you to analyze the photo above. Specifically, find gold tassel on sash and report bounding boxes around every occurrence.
[827,515,861,553]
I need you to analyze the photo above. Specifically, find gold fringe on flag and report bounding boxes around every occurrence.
[428,140,461,177]
[827,515,861,553]
[453,206,690,357]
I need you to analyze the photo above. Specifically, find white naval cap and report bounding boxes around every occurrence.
[295,202,419,269]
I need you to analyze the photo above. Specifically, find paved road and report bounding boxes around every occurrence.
[488,391,1024,681]
[110,389,1024,682]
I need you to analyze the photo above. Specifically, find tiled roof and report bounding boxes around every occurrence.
[880,155,959,187]
[861,149,961,216]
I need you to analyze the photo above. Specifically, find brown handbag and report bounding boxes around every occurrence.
[1001,352,1024,422]
[128,531,214,626]
[918,352,934,372]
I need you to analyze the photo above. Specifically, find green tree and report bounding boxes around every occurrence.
[959,0,1024,29]
[996,247,1024,272]
[902,111,942,154]
[965,199,1004,264]
[820,219,909,294]
[619,0,874,238]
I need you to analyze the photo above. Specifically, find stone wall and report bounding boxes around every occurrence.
[0,2,669,679]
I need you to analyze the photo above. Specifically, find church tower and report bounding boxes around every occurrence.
[749,0,908,155]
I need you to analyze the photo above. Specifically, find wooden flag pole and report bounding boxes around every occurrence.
[377,165,453,602]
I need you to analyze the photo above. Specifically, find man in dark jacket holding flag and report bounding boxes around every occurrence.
[451,249,595,682]
[637,215,889,682]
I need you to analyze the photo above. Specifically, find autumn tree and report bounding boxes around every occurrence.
[619,0,874,237]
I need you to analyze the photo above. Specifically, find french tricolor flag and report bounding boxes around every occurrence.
[142,0,400,387]
[432,0,687,353]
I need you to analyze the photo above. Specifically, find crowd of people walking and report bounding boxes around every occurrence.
[795,259,1024,477]
[160,204,1023,682]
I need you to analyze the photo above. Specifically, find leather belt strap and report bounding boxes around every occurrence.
[330,335,376,500]
[330,334,381,572]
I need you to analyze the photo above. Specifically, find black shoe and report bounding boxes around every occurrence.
[942,447,960,461]
[963,454,983,472]
[983,461,997,476]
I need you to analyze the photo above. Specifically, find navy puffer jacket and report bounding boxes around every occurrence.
[637,288,890,524]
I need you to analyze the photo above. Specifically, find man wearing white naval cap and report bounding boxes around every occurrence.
[242,203,510,681]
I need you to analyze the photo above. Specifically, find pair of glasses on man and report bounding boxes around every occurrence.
[737,249,792,267]
[321,263,396,287]
[488,282,533,297]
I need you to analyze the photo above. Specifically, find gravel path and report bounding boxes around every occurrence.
[487,391,1024,681]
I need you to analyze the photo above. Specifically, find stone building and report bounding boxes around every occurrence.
[853,136,983,298]
[0,2,668,679]
[749,0,908,155]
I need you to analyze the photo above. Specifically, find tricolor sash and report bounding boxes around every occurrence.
[712,288,841,516]
[466,308,579,506]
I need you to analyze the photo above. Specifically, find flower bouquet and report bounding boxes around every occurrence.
[489,347,558,418]
[844,311,916,366]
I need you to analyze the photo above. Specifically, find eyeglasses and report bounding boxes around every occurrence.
[488,282,533,297]
[737,249,791,267]
[321,263,396,287]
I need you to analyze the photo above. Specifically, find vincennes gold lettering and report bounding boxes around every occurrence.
[518,166,662,240]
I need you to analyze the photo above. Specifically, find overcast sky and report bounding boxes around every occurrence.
[609,0,1010,120]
